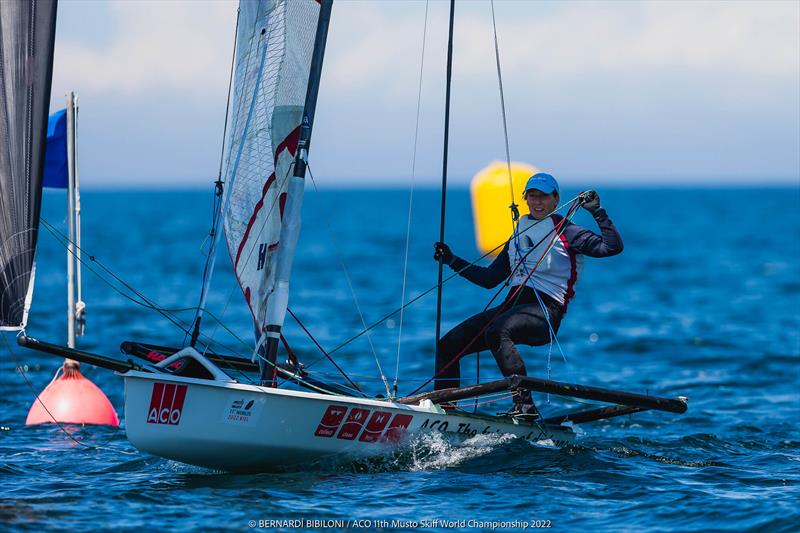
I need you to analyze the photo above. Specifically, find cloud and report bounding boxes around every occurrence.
[46,0,799,185]
[52,1,799,99]
[52,0,237,98]
[323,1,799,96]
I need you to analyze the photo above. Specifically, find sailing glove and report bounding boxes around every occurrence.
[580,190,602,214]
[433,242,454,266]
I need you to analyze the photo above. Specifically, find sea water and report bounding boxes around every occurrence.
[1,187,798,532]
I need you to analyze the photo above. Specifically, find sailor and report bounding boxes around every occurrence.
[432,172,623,418]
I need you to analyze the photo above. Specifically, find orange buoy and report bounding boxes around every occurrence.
[25,362,119,426]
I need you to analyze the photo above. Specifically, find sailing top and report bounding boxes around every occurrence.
[446,174,624,313]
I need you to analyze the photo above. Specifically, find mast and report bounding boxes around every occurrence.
[66,92,77,348]
[434,0,456,363]
[259,0,333,384]
[64,92,81,373]
[73,94,86,338]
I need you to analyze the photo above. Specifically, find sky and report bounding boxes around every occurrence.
[50,0,800,189]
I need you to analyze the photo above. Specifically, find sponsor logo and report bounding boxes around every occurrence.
[314,405,413,443]
[337,408,370,440]
[147,383,188,425]
[314,405,348,437]
[381,413,413,443]
[144,351,185,371]
[358,411,392,443]
[223,396,263,426]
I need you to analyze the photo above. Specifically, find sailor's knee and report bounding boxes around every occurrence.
[484,321,506,346]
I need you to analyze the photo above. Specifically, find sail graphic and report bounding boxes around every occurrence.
[0,0,58,330]
[222,0,321,334]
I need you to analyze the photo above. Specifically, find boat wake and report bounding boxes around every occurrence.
[342,431,539,473]
[406,432,518,471]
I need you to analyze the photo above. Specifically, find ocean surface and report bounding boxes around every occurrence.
[2,187,798,532]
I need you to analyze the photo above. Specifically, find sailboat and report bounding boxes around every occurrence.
[5,0,687,472]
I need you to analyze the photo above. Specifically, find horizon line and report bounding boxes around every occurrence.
[48,178,800,192]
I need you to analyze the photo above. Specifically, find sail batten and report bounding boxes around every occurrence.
[0,0,58,330]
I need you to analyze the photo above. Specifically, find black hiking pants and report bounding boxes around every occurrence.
[434,287,564,402]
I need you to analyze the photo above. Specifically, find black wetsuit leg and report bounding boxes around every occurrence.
[435,306,499,391]
[435,294,563,396]
[484,302,563,405]
[484,304,556,376]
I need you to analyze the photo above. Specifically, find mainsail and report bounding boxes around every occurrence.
[0,0,58,330]
[221,0,330,374]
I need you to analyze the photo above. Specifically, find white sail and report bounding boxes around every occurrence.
[222,0,321,340]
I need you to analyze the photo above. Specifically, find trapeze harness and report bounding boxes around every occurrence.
[435,208,624,395]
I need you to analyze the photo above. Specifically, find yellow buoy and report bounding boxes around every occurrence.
[470,161,538,256]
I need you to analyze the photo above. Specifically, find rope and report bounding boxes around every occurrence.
[4,334,134,454]
[286,307,364,395]
[489,0,518,222]
[37,183,360,396]
[40,218,195,338]
[305,163,390,398]
[200,162,294,357]
[305,194,584,365]
[462,392,517,408]
[38,218,306,389]
[42,189,371,396]
[190,6,242,344]
[486,0,569,389]
[394,0,430,400]
[405,200,582,397]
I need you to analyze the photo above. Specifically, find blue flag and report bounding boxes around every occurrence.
[43,108,67,188]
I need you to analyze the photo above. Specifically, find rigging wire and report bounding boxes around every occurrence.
[487,0,570,393]
[40,219,194,338]
[216,7,241,187]
[405,199,583,397]
[190,6,241,347]
[468,2,518,402]
[304,194,584,365]
[434,0,457,381]
[490,0,518,222]
[191,156,364,395]
[201,163,293,357]
[305,163,391,398]
[40,187,359,396]
[286,307,363,394]
[191,6,276,348]
[38,218,281,387]
[73,97,86,336]
[394,0,430,400]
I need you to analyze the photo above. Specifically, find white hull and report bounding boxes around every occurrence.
[123,372,575,472]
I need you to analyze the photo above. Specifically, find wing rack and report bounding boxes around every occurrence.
[398,375,687,425]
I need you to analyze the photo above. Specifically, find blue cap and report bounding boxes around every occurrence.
[524,173,559,195]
